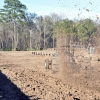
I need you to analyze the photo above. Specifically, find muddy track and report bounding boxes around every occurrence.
[0,51,100,100]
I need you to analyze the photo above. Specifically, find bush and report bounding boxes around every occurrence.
[3,48,12,51]
[16,48,21,51]
[40,48,43,50]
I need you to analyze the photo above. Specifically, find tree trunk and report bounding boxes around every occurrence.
[0,37,3,50]
[11,36,14,50]
[30,35,32,50]
[53,34,55,48]
[44,19,46,49]
[39,30,42,50]
[13,22,17,51]
[29,29,32,50]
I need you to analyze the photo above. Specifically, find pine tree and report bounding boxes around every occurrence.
[0,0,27,50]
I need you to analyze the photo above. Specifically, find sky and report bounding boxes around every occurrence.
[0,0,100,20]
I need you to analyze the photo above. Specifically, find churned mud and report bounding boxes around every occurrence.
[0,51,100,100]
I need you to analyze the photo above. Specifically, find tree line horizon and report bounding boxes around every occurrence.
[0,0,99,51]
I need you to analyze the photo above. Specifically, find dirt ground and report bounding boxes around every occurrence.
[0,51,100,100]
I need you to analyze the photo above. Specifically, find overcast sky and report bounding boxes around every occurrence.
[0,0,100,20]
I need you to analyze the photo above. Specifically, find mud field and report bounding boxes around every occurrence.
[0,51,100,100]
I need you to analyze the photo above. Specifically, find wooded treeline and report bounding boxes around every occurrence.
[0,0,100,51]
